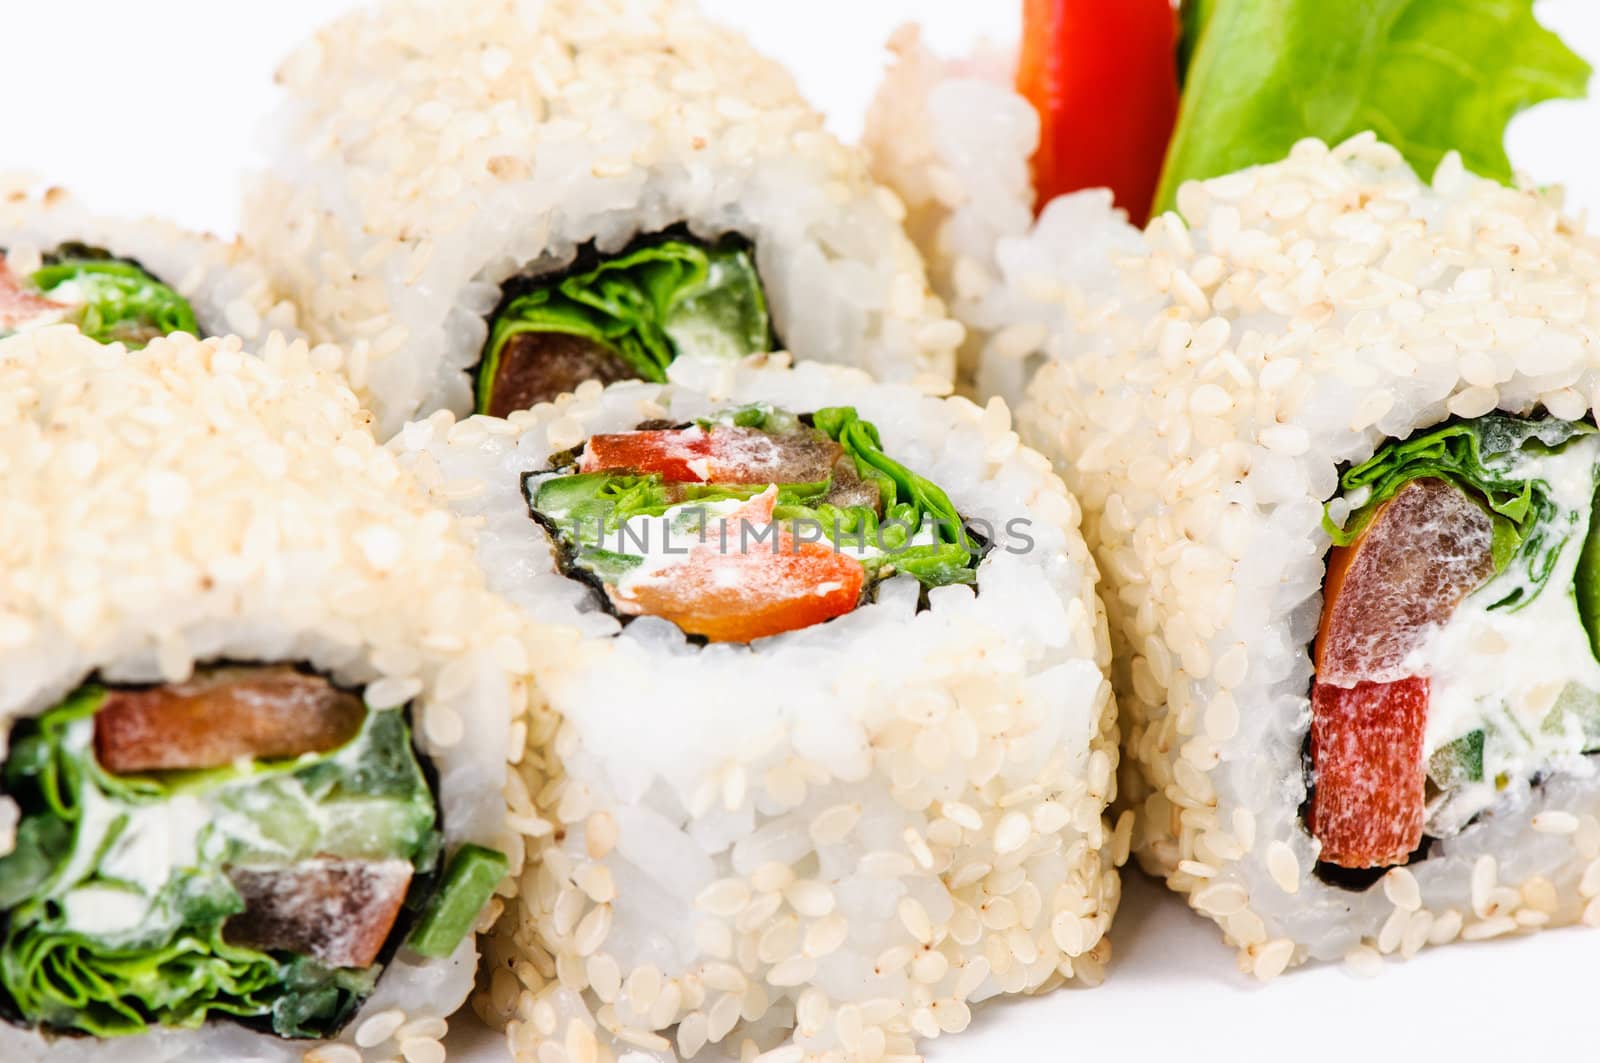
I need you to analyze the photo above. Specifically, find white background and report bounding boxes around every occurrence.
[6,3,1599,1061]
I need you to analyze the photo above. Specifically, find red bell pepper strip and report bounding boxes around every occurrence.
[1309,677,1429,869]
[611,489,865,643]
[581,427,717,482]
[1016,0,1180,225]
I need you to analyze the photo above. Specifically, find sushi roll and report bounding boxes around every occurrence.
[243,0,961,437]
[862,20,1151,405]
[0,327,525,1060]
[0,180,298,347]
[394,356,1121,1059]
[863,1,1590,409]
[1019,136,1600,973]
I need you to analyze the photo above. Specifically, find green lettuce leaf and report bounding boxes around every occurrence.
[1158,0,1592,213]
[31,257,199,349]
[1575,483,1600,661]
[812,407,979,587]
[527,407,983,593]
[0,688,439,1039]
[478,237,770,413]
[1327,414,1594,612]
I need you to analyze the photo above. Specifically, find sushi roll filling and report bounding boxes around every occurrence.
[0,243,197,349]
[525,404,984,642]
[1309,414,1600,872]
[476,230,773,415]
[0,665,506,1040]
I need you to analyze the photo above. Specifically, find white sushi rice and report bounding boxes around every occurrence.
[0,327,529,1061]
[244,0,960,437]
[1014,135,1600,972]
[862,26,1144,406]
[393,356,1121,1060]
[0,177,300,343]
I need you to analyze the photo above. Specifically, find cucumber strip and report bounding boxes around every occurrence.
[1576,483,1600,659]
[406,844,509,958]
[1429,730,1486,788]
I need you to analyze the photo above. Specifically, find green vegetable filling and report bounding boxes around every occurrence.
[29,250,199,349]
[1326,415,1595,612]
[526,404,983,637]
[0,679,499,1040]
[478,235,771,413]
[1325,412,1600,834]
[407,845,509,959]
[1428,730,1484,789]
[808,406,980,587]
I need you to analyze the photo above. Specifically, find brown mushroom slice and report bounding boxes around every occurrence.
[1315,477,1497,686]
[485,331,637,416]
[224,858,413,969]
[823,453,883,512]
[93,666,366,774]
[581,424,844,486]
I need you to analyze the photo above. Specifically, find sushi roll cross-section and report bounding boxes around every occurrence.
[1016,136,1600,973]
[398,356,1120,1060]
[1,181,297,348]
[0,666,505,1040]
[525,404,981,643]
[0,243,197,349]
[1311,417,1600,875]
[0,327,525,1061]
[478,233,774,416]
[247,0,959,435]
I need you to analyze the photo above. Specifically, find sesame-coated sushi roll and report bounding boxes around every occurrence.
[1019,136,1600,974]
[863,24,1146,406]
[245,0,961,437]
[0,180,298,347]
[394,356,1121,1059]
[0,327,525,1061]
[863,2,1588,412]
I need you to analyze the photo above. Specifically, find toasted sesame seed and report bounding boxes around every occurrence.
[1382,867,1421,912]
[356,1009,406,1047]
[399,1036,446,1063]
[1462,915,1518,942]
[809,803,861,846]
[1532,810,1580,835]
[696,879,752,918]
[1265,842,1300,894]
[1251,939,1295,980]
[1342,944,1382,977]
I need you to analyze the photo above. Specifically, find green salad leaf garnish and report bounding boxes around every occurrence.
[1158,0,1593,213]
[478,236,770,413]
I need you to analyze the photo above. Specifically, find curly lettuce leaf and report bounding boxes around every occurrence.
[1158,0,1593,213]
[0,688,440,1039]
[527,407,982,591]
[31,258,198,349]
[813,407,980,587]
[478,237,771,412]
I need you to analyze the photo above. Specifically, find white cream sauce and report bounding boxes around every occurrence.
[1408,434,1600,833]
[51,713,396,940]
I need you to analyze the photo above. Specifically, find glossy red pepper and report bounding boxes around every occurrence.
[1016,0,1180,225]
